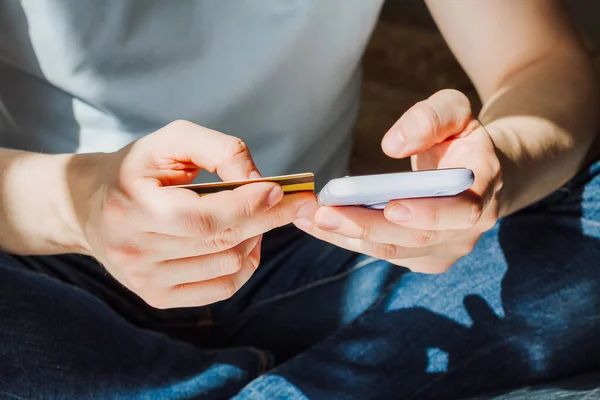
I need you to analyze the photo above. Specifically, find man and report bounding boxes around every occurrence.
[1,0,599,398]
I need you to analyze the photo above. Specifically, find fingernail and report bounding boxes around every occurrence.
[387,204,412,222]
[249,170,262,179]
[294,218,312,230]
[267,185,283,207]
[318,209,343,230]
[381,129,406,155]
[296,201,319,219]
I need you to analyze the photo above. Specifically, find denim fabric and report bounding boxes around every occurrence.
[1,162,600,399]
[466,371,600,400]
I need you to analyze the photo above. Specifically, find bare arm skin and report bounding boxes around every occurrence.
[0,149,87,255]
[0,122,314,308]
[425,0,599,216]
[294,0,600,273]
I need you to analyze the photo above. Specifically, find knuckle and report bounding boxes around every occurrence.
[424,206,441,230]
[102,191,128,223]
[219,278,238,301]
[125,269,154,290]
[372,243,399,260]
[168,119,194,131]
[469,199,484,227]
[223,228,242,246]
[250,252,261,269]
[223,137,249,160]
[104,243,143,265]
[184,212,218,236]
[239,197,255,219]
[439,88,471,109]
[269,209,289,229]
[414,229,435,247]
[358,220,372,240]
[490,154,502,175]
[207,228,241,251]
[494,171,504,192]
[221,248,245,275]
[414,102,441,138]
[481,213,498,232]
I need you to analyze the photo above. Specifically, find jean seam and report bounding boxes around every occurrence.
[212,256,381,327]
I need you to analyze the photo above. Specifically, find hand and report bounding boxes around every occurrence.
[72,120,314,308]
[294,90,503,273]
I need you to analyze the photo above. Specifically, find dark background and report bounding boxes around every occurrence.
[350,0,600,174]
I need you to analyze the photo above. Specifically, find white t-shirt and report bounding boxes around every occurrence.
[0,0,384,188]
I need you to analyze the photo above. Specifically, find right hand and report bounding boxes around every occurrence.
[72,120,315,309]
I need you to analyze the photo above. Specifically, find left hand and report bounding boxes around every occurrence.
[294,89,503,273]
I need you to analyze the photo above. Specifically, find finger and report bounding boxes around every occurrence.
[297,217,475,275]
[294,218,429,261]
[248,234,263,268]
[416,127,502,198]
[141,120,262,180]
[381,89,478,158]
[387,233,479,274]
[388,134,501,232]
[143,180,284,237]
[196,192,314,254]
[157,257,258,308]
[230,192,317,241]
[194,192,313,254]
[133,192,312,258]
[156,236,260,286]
[314,206,463,247]
[104,232,221,263]
[383,190,484,231]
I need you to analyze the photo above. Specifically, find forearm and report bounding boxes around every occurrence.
[424,0,599,216]
[479,50,599,216]
[0,148,90,255]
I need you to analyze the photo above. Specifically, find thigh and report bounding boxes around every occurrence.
[0,254,266,399]
[211,225,406,363]
[468,370,600,400]
[6,252,214,344]
[233,162,600,399]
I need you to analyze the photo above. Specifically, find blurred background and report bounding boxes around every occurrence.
[350,0,600,175]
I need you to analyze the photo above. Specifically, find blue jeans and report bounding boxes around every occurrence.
[2,162,600,399]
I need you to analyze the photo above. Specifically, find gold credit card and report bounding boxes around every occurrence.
[172,172,314,196]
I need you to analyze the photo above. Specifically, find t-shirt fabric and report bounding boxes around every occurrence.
[0,0,384,188]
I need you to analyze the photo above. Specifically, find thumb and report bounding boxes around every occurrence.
[382,89,478,159]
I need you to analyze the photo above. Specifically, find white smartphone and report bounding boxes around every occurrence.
[317,168,474,209]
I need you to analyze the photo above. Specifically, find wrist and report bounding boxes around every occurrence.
[484,128,513,218]
[484,121,581,217]
[0,150,91,255]
[11,151,101,255]
[57,152,105,255]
